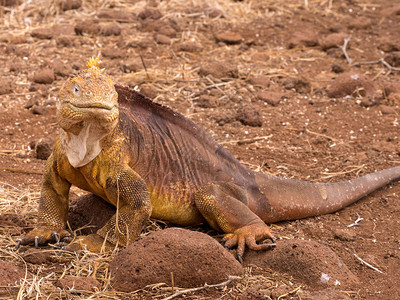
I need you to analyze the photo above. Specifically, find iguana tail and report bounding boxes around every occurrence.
[254,166,400,223]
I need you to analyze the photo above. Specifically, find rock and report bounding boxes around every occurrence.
[214,31,243,44]
[154,33,171,45]
[29,139,53,160]
[0,261,26,286]
[31,105,47,115]
[333,229,356,241]
[59,0,81,11]
[30,28,53,40]
[55,275,100,291]
[199,62,239,79]
[347,16,372,29]
[23,249,54,264]
[100,23,121,36]
[68,194,115,235]
[194,95,218,108]
[256,91,283,106]
[248,75,270,87]
[384,80,400,96]
[9,34,28,44]
[51,24,75,36]
[0,79,13,95]
[243,239,359,288]
[33,69,55,84]
[138,8,162,20]
[384,52,400,67]
[97,10,136,22]
[205,7,224,18]
[378,41,400,53]
[327,72,375,98]
[139,85,158,99]
[288,29,319,48]
[178,41,202,52]
[75,20,100,36]
[283,77,311,93]
[51,58,73,77]
[121,58,153,73]
[381,5,400,17]
[236,105,263,126]
[153,21,177,38]
[380,105,396,115]
[251,52,270,62]
[101,48,124,59]
[56,36,73,47]
[109,228,243,291]
[331,63,345,73]
[320,33,348,50]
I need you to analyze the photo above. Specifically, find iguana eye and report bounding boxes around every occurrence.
[72,84,81,96]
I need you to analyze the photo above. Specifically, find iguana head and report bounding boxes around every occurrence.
[57,57,119,135]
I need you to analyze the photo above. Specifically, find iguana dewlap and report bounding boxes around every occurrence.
[18,58,400,260]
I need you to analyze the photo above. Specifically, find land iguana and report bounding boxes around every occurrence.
[17,58,400,261]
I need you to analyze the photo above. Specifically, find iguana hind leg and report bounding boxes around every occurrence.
[195,182,275,262]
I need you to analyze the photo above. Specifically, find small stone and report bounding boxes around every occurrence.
[30,28,53,40]
[288,29,319,48]
[139,85,158,99]
[138,8,162,20]
[347,16,372,29]
[23,249,54,264]
[283,77,311,93]
[327,73,375,98]
[0,261,27,286]
[56,36,73,47]
[248,75,270,87]
[155,23,177,38]
[59,0,82,11]
[31,139,53,160]
[236,105,263,127]
[384,52,400,67]
[100,23,121,36]
[0,79,13,95]
[178,42,202,52]
[51,58,73,77]
[75,20,100,35]
[214,31,243,44]
[256,91,283,106]
[331,63,345,73]
[9,35,27,44]
[251,52,270,62]
[97,10,136,22]
[378,41,400,53]
[101,48,124,59]
[56,275,100,291]
[154,33,171,45]
[320,33,348,50]
[33,69,55,84]
[24,97,39,109]
[194,95,218,108]
[333,229,356,241]
[199,62,239,79]
[380,105,396,115]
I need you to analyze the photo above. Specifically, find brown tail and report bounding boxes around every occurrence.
[255,166,400,223]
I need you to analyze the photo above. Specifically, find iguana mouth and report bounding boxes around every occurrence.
[67,102,115,110]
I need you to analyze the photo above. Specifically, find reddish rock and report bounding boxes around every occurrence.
[327,72,375,98]
[55,275,100,291]
[251,52,270,62]
[244,239,359,288]
[236,105,263,126]
[23,248,54,264]
[195,95,218,108]
[378,41,400,53]
[51,58,73,77]
[100,23,121,36]
[320,33,349,50]
[138,8,162,20]
[214,31,243,44]
[30,28,53,40]
[97,10,136,22]
[288,29,319,48]
[154,33,171,45]
[33,69,55,84]
[59,0,81,11]
[256,91,283,106]
[109,228,243,291]
[139,85,158,99]
[283,77,311,93]
[0,79,13,95]
[199,62,239,79]
[68,194,115,235]
[75,20,100,36]
[381,5,400,17]
[347,16,372,29]
[101,48,124,59]
[178,41,202,52]
[384,52,400,67]
[380,105,396,115]
[248,75,270,87]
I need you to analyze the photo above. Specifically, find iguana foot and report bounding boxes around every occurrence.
[65,233,115,253]
[222,223,276,263]
[16,226,70,250]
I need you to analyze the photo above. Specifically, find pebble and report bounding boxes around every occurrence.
[198,62,239,79]
[154,33,171,45]
[288,29,319,48]
[138,8,162,20]
[283,77,311,93]
[55,276,100,291]
[100,23,122,36]
[0,79,13,95]
[236,105,263,127]
[33,69,55,84]
[248,75,270,87]
[320,33,348,50]
[178,41,202,52]
[256,91,283,106]
[347,16,372,30]
[59,0,82,11]
[214,31,243,44]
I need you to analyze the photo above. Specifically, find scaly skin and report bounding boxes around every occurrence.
[18,59,400,260]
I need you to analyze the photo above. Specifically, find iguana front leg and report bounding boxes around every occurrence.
[17,155,71,248]
[195,183,275,262]
[67,167,151,252]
